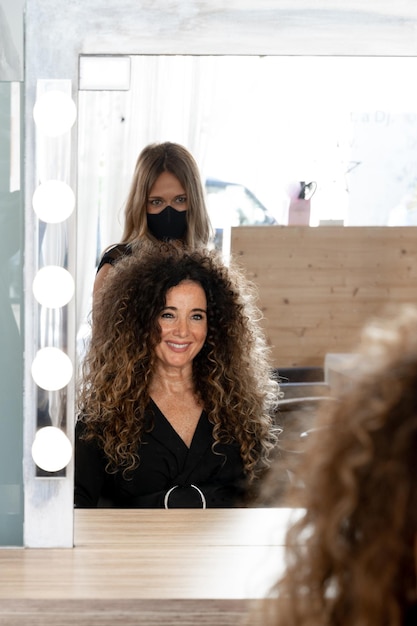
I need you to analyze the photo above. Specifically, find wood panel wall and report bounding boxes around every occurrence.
[231,226,417,367]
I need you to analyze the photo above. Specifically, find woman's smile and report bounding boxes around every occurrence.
[166,340,192,351]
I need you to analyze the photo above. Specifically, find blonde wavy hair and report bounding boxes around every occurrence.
[250,304,417,626]
[78,242,279,485]
[121,141,212,248]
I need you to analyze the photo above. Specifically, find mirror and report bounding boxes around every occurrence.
[25,0,417,539]
[74,52,417,509]
[77,54,417,342]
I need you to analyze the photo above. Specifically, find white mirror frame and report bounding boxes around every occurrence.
[24,0,417,547]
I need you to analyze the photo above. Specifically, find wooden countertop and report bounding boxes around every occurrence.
[74,506,296,547]
[0,507,300,625]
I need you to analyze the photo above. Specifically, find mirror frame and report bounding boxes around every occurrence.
[24,0,417,547]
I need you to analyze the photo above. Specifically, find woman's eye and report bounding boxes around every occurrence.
[191,314,205,321]
[149,198,162,206]
[175,195,187,204]
[160,312,174,319]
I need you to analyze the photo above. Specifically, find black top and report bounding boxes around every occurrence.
[96,243,132,273]
[74,400,247,508]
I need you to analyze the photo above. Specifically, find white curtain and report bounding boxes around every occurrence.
[76,55,216,355]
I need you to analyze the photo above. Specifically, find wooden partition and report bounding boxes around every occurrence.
[231,226,417,367]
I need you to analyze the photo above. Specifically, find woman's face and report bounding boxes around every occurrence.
[147,171,188,214]
[154,280,207,371]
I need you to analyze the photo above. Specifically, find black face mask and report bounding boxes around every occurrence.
[146,206,187,241]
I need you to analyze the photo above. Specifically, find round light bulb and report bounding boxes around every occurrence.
[33,90,76,137]
[33,266,75,308]
[31,426,73,472]
[32,180,75,224]
[31,347,73,391]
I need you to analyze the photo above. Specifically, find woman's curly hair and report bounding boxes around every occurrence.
[250,304,417,626]
[78,241,279,483]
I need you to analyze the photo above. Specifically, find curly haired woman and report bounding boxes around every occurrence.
[75,242,279,508]
[250,304,417,626]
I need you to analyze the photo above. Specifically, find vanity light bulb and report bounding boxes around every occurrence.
[32,180,75,224]
[33,266,75,308]
[31,347,73,391]
[31,427,73,473]
[33,90,76,137]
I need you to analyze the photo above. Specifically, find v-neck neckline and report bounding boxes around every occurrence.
[149,398,205,450]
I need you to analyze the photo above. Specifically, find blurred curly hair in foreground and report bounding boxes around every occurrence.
[249,304,417,626]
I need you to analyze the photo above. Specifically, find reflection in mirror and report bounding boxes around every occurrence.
[77,54,417,346]
[75,55,417,509]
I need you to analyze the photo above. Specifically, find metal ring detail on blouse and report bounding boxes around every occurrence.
[190,484,207,509]
[164,485,179,509]
[163,484,207,509]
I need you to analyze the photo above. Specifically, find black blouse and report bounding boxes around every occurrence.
[96,242,132,273]
[74,400,247,508]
